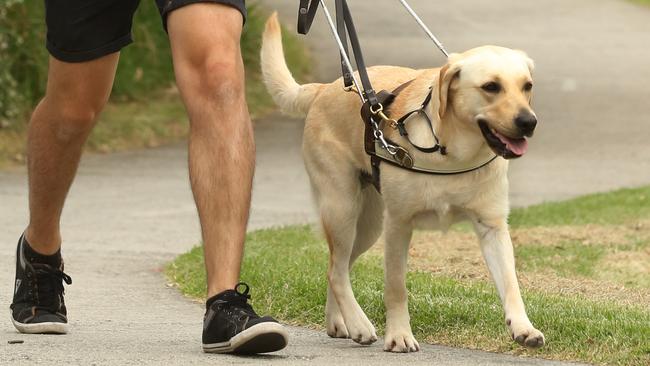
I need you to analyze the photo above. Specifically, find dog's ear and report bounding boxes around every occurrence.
[438,61,462,119]
[515,50,535,74]
[515,50,535,104]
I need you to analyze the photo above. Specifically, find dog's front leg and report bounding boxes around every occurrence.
[323,219,378,345]
[383,217,420,353]
[472,220,545,348]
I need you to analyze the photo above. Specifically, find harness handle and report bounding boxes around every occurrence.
[297,0,319,35]
[298,0,379,108]
[335,0,354,88]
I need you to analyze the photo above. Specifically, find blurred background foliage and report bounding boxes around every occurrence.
[0,1,310,166]
[0,0,175,129]
[0,1,310,131]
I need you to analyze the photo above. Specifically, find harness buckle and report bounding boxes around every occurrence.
[394,147,414,168]
[343,85,358,93]
[376,110,398,129]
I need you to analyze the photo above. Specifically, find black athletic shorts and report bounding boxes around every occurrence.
[44,0,247,63]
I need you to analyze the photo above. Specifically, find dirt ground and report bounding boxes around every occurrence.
[371,221,650,306]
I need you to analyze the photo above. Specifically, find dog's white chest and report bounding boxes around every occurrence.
[410,201,464,231]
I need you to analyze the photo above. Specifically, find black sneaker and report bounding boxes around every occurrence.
[202,282,288,354]
[10,234,72,334]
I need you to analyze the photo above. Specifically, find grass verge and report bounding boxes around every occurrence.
[0,3,311,168]
[509,185,650,227]
[167,187,650,365]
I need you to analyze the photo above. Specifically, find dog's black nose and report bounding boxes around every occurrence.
[514,110,537,136]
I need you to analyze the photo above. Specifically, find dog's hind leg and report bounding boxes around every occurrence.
[326,187,384,339]
[472,219,545,348]
[383,214,420,353]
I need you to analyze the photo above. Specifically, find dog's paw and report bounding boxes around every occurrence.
[345,316,377,345]
[508,318,545,348]
[383,331,420,353]
[349,325,377,345]
[326,313,349,338]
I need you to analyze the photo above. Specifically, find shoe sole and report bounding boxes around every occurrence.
[11,313,68,334]
[203,322,289,354]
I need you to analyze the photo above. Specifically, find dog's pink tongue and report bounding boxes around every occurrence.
[495,132,528,156]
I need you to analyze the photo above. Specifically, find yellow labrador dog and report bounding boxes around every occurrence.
[261,13,544,352]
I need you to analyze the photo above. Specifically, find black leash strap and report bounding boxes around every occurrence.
[335,0,354,88]
[298,0,378,107]
[297,0,319,34]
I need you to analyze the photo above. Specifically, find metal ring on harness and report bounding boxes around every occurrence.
[369,103,383,115]
[371,118,398,156]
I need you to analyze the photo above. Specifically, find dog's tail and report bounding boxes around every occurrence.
[261,12,321,117]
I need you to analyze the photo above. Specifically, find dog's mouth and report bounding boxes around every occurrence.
[478,120,528,159]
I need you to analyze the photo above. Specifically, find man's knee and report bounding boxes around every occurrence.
[180,55,245,106]
[44,97,105,142]
[206,59,244,103]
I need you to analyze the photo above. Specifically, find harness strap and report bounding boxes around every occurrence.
[338,0,378,106]
[370,155,382,192]
[361,79,497,192]
[298,0,379,108]
[297,0,319,34]
[360,85,404,193]
[335,0,354,88]
[361,90,395,155]
[390,78,415,96]
[392,87,447,154]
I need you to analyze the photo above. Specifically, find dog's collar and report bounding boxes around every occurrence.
[373,139,498,175]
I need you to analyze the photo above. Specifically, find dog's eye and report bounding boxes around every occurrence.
[481,82,501,93]
[524,82,533,92]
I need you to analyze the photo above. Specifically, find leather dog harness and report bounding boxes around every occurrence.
[298,0,497,192]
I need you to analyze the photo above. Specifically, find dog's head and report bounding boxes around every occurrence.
[438,46,536,159]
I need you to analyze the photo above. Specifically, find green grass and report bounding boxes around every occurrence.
[167,186,650,365]
[517,241,607,277]
[509,185,650,227]
[168,225,650,365]
[87,94,187,152]
[516,237,649,287]
[503,186,650,289]
[0,93,187,168]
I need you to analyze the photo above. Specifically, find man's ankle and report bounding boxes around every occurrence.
[24,228,62,256]
[22,232,62,264]
[207,282,240,299]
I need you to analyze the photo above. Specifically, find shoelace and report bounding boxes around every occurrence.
[210,282,258,320]
[231,282,257,317]
[31,263,72,312]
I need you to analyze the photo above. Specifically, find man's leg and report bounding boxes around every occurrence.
[167,4,252,298]
[165,3,287,354]
[25,54,120,253]
[11,54,120,334]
